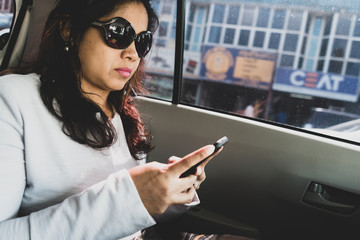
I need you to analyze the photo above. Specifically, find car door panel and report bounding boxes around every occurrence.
[136,97,360,239]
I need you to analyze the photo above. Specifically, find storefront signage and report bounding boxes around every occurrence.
[273,68,360,102]
[200,46,277,89]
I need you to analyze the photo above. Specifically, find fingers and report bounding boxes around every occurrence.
[168,156,181,164]
[173,186,196,205]
[194,146,223,175]
[168,144,215,176]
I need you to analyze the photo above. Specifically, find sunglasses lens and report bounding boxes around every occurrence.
[107,22,135,49]
[135,32,152,58]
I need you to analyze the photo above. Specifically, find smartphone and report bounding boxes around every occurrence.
[180,136,228,178]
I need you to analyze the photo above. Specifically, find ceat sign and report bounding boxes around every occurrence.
[273,68,360,102]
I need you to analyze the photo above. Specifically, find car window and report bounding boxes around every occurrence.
[0,0,15,51]
[145,0,360,143]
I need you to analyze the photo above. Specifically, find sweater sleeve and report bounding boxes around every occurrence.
[0,171,156,239]
[0,81,156,239]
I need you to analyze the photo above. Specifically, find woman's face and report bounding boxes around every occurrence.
[78,2,149,101]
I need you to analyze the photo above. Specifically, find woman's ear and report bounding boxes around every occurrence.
[59,19,72,42]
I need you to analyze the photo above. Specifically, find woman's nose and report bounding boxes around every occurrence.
[121,41,139,60]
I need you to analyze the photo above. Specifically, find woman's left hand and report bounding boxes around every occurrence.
[168,147,223,190]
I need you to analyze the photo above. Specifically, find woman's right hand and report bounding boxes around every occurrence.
[129,144,215,216]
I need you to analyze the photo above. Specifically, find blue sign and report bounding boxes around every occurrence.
[273,68,360,102]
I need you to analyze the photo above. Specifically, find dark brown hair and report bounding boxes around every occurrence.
[16,0,158,159]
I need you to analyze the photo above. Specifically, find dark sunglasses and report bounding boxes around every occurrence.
[91,17,152,58]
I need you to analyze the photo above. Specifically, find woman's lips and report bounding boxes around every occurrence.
[116,67,132,78]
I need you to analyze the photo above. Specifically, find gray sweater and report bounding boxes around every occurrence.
[0,73,156,239]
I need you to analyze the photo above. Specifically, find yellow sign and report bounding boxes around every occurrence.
[203,47,234,80]
[233,56,275,83]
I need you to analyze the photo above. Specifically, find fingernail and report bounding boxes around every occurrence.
[206,145,215,155]
[196,167,202,175]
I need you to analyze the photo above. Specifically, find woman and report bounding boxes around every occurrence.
[0,0,218,239]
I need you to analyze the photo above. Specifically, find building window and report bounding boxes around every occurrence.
[336,15,351,36]
[324,16,333,35]
[328,60,343,73]
[242,7,255,26]
[305,59,314,71]
[257,8,270,28]
[283,34,299,52]
[185,25,192,41]
[253,31,266,47]
[268,33,281,49]
[317,60,324,71]
[272,9,286,29]
[288,11,303,31]
[346,62,360,76]
[354,17,360,37]
[227,5,240,24]
[312,17,322,36]
[212,4,225,23]
[209,26,222,43]
[159,21,168,37]
[224,28,235,44]
[161,2,172,14]
[307,39,318,57]
[331,39,347,57]
[320,39,328,56]
[238,29,250,46]
[350,41,360,59]
[280,55,295,67]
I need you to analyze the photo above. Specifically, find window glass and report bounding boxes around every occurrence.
[350,41,360,59]
[336,15,351,36]
[331,39,347,57]
[307,39,318,57]
[242,7,255,26]
[193,26,201,44]
[287,11,303,31]
[188,4,195,22]
[354,16,360,37]
[144,0,360,144]
[272,9,286,29]
[227,5,240,24]
[0,0,14,51]
[317,60,324,71]
[328,60,343,73]
[346,62,360,76]
[320,39,328,56]
[196,7,205,24]
[238,29,250,46]
[212,4,225,23]
[209,26,222,43]
[162,2,172,14]
[283,34,299,52]
[224,28,235,44]
[280,55,294,67]
[159,21,168,37]
[268,33,281,49]
[143,0,176,100]
[257,8,270,28]
[312,18,322,36]
[304,59,315,71]
[324,17,333,36]
[253,31,266,47]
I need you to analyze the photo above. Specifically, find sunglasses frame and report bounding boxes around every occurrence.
[91,17,152,58]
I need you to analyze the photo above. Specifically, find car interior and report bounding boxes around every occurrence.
[1,0,360,239]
